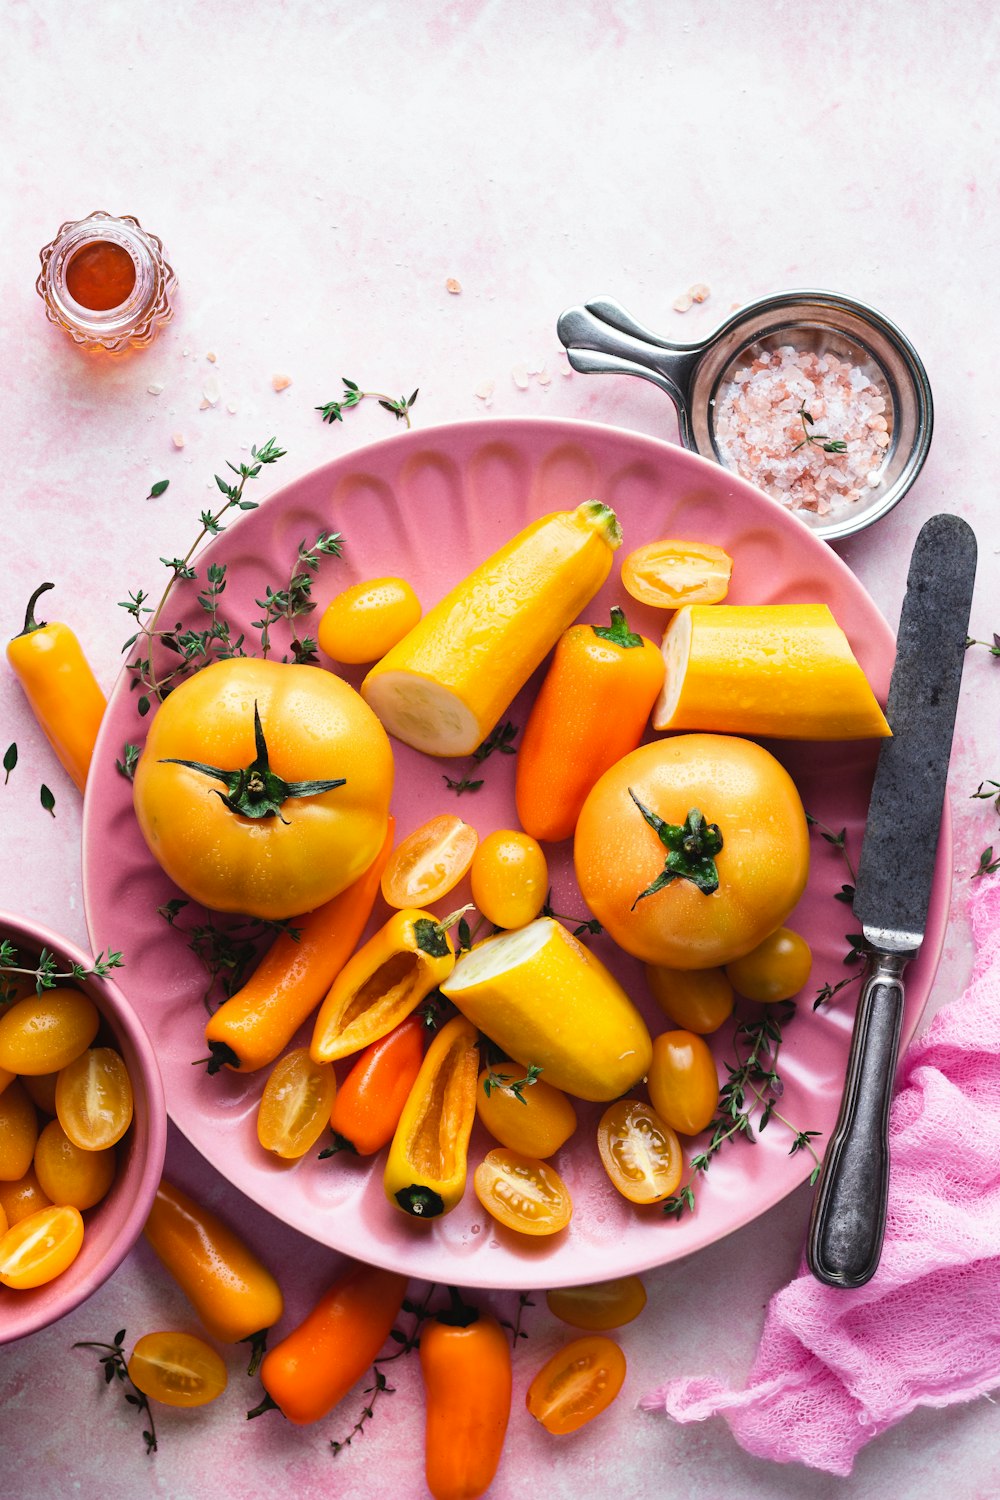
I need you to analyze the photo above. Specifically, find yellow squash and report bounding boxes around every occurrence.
[653,603,891,740]
[440,918,652,1102]
[361,501,622,757]
[383,1014,480,1219]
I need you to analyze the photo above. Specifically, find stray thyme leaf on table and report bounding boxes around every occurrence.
[317,379,419,431]
[966,634,1000,657]
[3,743,16,784]
[73,1331,157,1455]
[146,479,170,500]
[40,784,55,817]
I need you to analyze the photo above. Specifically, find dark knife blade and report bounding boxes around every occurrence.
[807,512,977,1289]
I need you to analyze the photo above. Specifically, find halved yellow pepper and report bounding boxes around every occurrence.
[383,1014,480,1218]
[309,908,456,1064]
[362,501,623,758]
[440,918,652,1102]
[653,603,891,740]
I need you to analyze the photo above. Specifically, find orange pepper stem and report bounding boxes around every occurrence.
[591,605,643,649]
[246,1391,279,1421]
[15,581,55,638]
[439,1285,479,1327]
[317,1131,356,1159]
[242,1328,269,1378]
[204,1041,240,1074]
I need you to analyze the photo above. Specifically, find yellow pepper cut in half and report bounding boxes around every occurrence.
[309,908,458,1065]
[6,583,106,792]
[361,500,622,758]
[384,1014,480,1219]
[441,918,652,1103]
[652,603,891,740]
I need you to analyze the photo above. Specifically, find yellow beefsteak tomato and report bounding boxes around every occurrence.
[573,734,809,968]
[133,659,394,920]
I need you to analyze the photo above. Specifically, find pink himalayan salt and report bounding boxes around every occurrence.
[713,346,891,518]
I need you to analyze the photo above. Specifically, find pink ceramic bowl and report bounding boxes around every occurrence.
[0,910,167,1344]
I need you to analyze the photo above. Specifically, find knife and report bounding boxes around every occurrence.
[806,512,977,1289]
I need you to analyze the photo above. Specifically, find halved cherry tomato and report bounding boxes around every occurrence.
[56,1047,133,1151]
[473,1148,572,1237]
[0,987,99,1076]
[645,965,734,1034]
[476,1066,577,1158]
[318,576,422,665]
[725,927,813,1003]
[34,1120,116,1210]
[647,1031,718,1136]
[546,1276,647,1331]
[470,830,549,930]
[0,1081,38,1181]
[127,1331,228,1408]
[621,538,732,608]
[526,1335,627,1434]
[0,1203,84,1288]
[0,1166,50,1226]
[381,814,478,910]
[258,1048,337,1160]
[596,1099,682,1204]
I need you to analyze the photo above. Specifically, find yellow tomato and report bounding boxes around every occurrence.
[56,1048,133,1151]
[473,1148,572,1237]
[0,988,99,1076]
[647,1031,718,1136]
[596,1099,682,1204]
[476,1066,577,1158]
[725,927,813,1002]
[470,830,549,930]
[257,1048,337,1160]
[0,1081,38,1182]
[644,965,734,1034]
[22,1072,59,1116]
[133,658,394,920]
[526,1336,626,1434]
[546,1277,647,1331]
[574,735,809,968]
[0,1204,84,1288]
[0,1167,50,1226]
[621,538,733,608]
[380,814,478,909]
[128,1332,228,1408]
[34,1120,116,1210]
[319,576,422,665]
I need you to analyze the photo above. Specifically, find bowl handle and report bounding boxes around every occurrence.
[557,298,702,445]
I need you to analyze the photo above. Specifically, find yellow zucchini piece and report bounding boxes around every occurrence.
[653,603,891,740]
[361,501,623,757]
[440,918,652,1103]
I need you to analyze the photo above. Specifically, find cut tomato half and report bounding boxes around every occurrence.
[381,815,479,909]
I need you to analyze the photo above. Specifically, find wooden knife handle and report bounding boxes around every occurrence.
[806,952,908,1288]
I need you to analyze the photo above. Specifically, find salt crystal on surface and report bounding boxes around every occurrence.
[199,398,211,411]
[206,351,218,364]
[171,431,186,449]
[537,369,552,386]
[689,282,711,303]
[203,376,220,406]
[272,374,292,392]
[672,293,693,313]
[511,364,530,390]
[446,278,462,294]
[147,382,164,396]
[474,380,495,402]
[226,401,238,414]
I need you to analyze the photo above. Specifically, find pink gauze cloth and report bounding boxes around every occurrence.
[642,872,1000,1477]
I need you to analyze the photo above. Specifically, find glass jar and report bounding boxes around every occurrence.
[36,211,176,353]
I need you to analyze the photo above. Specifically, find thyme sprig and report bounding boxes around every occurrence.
[966,634,1000,657]
[120,437,286,709]
[791,405,848,455]
[73,1330,157,1455]
[482,1063,543,1104]
[3,743,16,783]
[317,379,418,430]
[971,779,1000,878]
[662,1003,821,1220]
[499,1292,535,1347]
[252,532,343,662]
[157,898,298,1013]
[443,721,518,798]
[0,940,124,1002]
[540,891,603,939]
[328,1283,438,1455]
[805,812,866,1008]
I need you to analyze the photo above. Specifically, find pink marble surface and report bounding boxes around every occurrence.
[2,2,999,1495]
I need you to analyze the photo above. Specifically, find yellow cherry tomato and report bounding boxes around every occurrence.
[257,1047,337,1160]
[596,1099,682,1204]
[526,1336,627,1434]
[546,1276,647,1331]
[647,1031,718,1136]
[473,1148,572,1237]
[470,830,549,930]
[127,1331,228,1408]
[0,1166,51,1226]
[23,1071,59,1116]
[380,814,479,909]
[644,965,735,1034]
[0,1081,38,1181]
[318,576,422,665]
[34,1120,116,1210]
[0,1203,84,1288]
[0,1066,15,1098]
[56,1047,133,1151]
[621,538,733,609]
[476,1066,577,1158]
[0,987,99,1076]
[725,927,814,1003]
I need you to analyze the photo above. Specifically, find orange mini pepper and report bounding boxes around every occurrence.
[253,1262,408,1425]
[324,1013,426,1157]
[204,819,394,1074]
[6,582,106,792]
[143,1179,284,1371]
[515,606,664,843]
[419,1290,512,1500]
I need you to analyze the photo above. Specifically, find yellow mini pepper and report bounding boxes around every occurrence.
[310,907,458,1065]
[384,1013,480,1219]
[7,582,106,791]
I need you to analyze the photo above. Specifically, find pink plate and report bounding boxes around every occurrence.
[82,416,949,1290]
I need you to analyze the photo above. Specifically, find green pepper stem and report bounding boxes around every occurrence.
[592,606,643,650]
